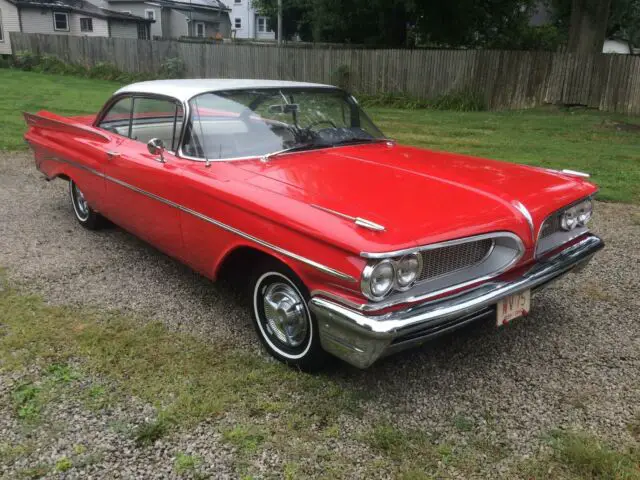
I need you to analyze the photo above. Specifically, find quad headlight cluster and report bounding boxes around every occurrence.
[560,198,593,231]
[361,253,423,300]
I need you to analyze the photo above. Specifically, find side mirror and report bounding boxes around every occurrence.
[147,138,165,163]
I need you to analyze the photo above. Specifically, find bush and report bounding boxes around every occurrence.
[0,55,12,69]
[87,61,123,81]
[33,54,69,75]
[160,57,185,79]
[13,51,39,71]
[359,89,486,112]
[331,64,351,90]
[432,89,486,111]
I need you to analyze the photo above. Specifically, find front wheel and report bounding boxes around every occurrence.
[250,261,328,371]
[69,180,105,230]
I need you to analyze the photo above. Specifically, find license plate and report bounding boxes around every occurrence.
[496,290,531,326]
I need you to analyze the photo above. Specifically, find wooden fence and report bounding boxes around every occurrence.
[10,32,640,114]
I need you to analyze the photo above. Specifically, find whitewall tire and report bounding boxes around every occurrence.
[250,261,328,371]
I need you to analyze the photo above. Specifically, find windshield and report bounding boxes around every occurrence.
[181,88,385,160]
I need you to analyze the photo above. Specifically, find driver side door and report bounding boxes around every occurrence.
[97,95,186,260]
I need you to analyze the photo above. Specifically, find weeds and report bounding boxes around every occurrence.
[11,382,41,421]
[359,89,486,111]
[174,452,201,474]
[545,430,640,479]
[133,417,171,446]
[54,456,72,472]
[7,51,185,84]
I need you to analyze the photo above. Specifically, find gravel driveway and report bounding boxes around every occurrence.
[1,151,639,478]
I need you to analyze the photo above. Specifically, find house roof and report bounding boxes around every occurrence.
[115,79,336,102]
[9,0,153,21]
[110,0,229,11]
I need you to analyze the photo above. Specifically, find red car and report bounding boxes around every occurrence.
[24,79,604,370]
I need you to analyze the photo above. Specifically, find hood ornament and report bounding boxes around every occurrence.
[311,205,386,232]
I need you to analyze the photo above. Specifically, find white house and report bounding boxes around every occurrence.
[0,0,152,54]
[226,0,273,40]
[88,0,231,40]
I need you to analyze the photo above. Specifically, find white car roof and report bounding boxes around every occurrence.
[114,79,336,103]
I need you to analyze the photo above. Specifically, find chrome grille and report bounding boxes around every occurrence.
[539,214,562,238]
[417,239,494,283]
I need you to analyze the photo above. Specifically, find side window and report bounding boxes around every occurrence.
[99,97,133,136]
[131,97,183,151]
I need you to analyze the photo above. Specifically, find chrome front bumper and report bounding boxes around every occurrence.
[309,234,604,369]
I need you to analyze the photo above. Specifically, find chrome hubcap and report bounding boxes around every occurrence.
[73,184,89,218]
[262,282,308,348]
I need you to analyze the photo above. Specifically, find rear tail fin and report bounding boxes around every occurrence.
[24,112,111,144]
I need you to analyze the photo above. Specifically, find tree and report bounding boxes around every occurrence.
[552,0,639,49]
[566,0,612,53]
[251,0,412,45]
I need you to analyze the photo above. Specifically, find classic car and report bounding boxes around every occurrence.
[24,79,604,370]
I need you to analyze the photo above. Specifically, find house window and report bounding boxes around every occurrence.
[195,22,205,38]
[145,9,155,21]
[80,18,93,32]
[53,12,69,31]
[137,23,148,39]
[257,16,267,33]
[234,0,241,3]
[234,17,241,29]
[0,10,4,42]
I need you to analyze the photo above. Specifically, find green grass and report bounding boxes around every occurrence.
[0,69,119,151]
[1,273,639,478]
[1,69,638,202]
[373,106,640,204]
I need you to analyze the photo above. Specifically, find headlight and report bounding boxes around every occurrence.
[561,199,593,230]
[396,254,422,289]
[362,260,396,299]
[575,199,593,226]
[560,207,578,230]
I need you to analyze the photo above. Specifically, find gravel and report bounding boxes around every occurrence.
[1,151,639,477]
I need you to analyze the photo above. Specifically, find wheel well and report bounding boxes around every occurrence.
[56,173,71,181]
[216,246,287,287]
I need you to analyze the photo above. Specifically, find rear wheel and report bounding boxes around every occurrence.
[250,260,328,371]
[69,180,105,230]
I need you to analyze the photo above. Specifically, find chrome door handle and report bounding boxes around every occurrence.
[107,151,120,160]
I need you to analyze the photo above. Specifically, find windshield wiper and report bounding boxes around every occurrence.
[260,143,328,162]
[331,137,395,146]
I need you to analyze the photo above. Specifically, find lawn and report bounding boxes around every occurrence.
[1,69,638,203]
[2,277,639,479]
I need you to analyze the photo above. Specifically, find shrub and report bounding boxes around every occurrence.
[331,64,351,90]
[359,89,486,112]
[432,88,486,111]
[13,51,39,71]
[160,57,185,79]
[0,55,12,69]
[88,61,122,81]
[33,54,69,75]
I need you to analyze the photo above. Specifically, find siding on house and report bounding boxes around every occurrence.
[108,19,138,38]
[19,9,109,36]
[102,1,161,38]
[186,9,229,37]
[229,0,274,40]
[168,9,187,38]
[0,0,21,54]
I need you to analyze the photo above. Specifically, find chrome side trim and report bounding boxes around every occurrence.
[43,155,357,283]
[360,231,523,259]
[311,204,386,232]
[512,200,534,238]
[562,169,590,178]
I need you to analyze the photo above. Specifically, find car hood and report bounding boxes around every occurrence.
[235,143,597,252]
